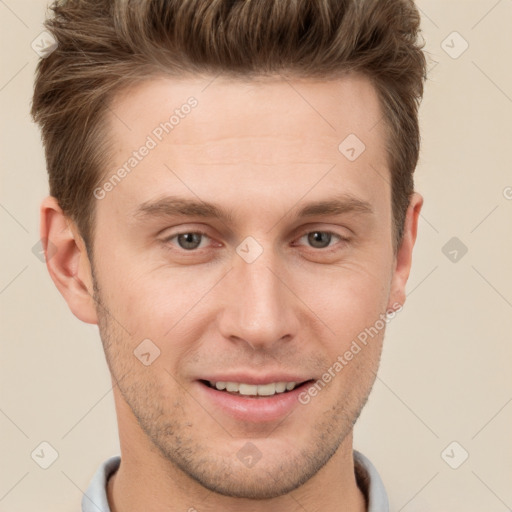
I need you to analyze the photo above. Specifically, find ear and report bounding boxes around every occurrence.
[40,196,98,324]
[387,192,423,311]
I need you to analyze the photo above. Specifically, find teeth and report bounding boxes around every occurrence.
[275,382,287,393]
[239,383,258,395]
[226,382,239,392]
[209,381,298,396]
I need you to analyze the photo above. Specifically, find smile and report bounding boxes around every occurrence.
[205,380,304,396]
[197,379,315,422]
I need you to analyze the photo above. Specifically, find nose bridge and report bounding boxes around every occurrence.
[218,240,297,348]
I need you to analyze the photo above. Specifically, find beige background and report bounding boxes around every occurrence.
[1,1,511,510]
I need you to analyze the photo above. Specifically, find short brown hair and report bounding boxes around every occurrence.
[31,0,427,255]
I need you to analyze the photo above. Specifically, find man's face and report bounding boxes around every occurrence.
[87,74,407,498]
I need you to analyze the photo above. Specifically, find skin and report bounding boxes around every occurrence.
[41,73,422,512]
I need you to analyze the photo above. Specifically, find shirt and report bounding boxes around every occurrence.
[82,449,389,512]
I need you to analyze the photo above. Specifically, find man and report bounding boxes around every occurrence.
[31,1,426,510]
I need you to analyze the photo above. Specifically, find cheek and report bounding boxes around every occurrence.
[101,266,215,368]
[297,261,393,344]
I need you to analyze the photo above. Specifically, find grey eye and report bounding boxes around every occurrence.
[176,232,204,250]
[306,231,334,249]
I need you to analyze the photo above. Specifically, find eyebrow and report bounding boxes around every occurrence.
[133,194,373,224]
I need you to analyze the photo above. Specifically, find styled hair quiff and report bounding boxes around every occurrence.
[31,0,427,255]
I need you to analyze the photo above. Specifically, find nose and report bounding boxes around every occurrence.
[217,244,299,351]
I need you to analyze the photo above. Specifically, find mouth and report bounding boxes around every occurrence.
[199,379,314,398]
[197,378,315,422]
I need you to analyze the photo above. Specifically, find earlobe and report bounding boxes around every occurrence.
[40,196,98,324]
[387,192,423,310]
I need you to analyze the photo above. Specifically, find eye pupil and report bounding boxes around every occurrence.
[178,233,202,250]
[307,231,331,249]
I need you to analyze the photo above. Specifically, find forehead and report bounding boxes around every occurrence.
[100,74,389,219]
[107,73,385,149]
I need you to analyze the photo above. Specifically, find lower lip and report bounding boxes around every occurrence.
[196,380,313,423]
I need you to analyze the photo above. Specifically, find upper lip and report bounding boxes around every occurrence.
[199,373,314,385]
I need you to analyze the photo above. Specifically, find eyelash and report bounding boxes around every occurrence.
[161,229,348,253]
